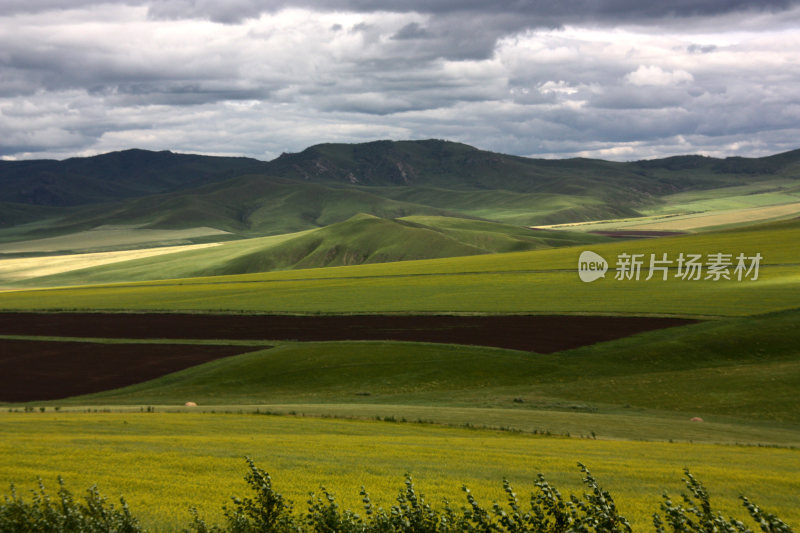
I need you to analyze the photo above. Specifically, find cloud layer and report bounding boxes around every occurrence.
[2,0,800,161]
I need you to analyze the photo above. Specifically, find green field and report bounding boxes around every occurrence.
[1,218,797,316]
[533,179,800,233]
[4,305,799,443]
[2,263,797,531]
[1,412,798,532]
[30,307,791,425]
[0,226,232,254]
[642,179,800,216]
[3,215,611,287]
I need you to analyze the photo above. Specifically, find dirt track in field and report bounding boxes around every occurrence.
[0,340,257,402]
[0,312,696,353]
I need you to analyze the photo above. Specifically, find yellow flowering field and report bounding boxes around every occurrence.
[1,411,797,532]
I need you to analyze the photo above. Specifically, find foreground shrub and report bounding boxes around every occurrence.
[1,461,793,532]
[0,477,141,533]
[186,460,792,533]
[653,468,794,533]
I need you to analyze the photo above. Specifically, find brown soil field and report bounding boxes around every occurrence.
[0,312,696,354]
[0,340,257,402]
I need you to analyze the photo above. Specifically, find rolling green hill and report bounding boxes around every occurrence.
[0,175,466,243]
[2,216,796,315]
[8,215,612,286]
[55,308,800,425]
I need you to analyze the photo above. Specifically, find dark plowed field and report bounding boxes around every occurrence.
[0,340,258,402]
[0,312,696,353]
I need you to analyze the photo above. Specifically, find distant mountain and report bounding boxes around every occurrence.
[635,148,800,175]
[268,139,674,198]
[1,140,799,241]
[266,139,800,194]
[0,149,267,206]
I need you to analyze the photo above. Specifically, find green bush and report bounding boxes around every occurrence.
[0,477,141,533]
[185,460,791,533]
[1,461,793,532]
[653,469,793,533]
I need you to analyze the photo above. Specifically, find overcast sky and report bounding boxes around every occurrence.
[2,0,800,162]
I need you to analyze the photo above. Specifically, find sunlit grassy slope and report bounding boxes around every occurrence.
[0,226,231,254]
[6,215,611,286]
[534,179,800,233]
[642,179,800,215]
[1,218,797,316]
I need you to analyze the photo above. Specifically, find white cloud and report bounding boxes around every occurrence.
[626,65,694,86]
[538,81,579,95]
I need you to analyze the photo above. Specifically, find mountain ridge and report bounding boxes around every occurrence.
[1,140,799,241]
[0,149,268,207]
[5,140,800,207]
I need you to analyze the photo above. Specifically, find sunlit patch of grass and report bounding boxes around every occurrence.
[0,412,797,532]
[1,219,797,316]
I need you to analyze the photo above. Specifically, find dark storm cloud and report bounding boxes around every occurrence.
[391,22,429,40]
[589,86,693,110]
[131,1,800,61]
[7,0,798,23]
[6,0,795,13]
[2,0,800,161]
[140,0,799,24]
[687,44,718,54]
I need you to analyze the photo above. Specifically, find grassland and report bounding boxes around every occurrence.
[18,403,800,447]
[4,306,794,444]
[0,243,223,283]
[1,215,611,287]
[1,412,797,532]
[22,307,787,426]
[0,226,231,254]
[536,179,800,233]
[377,187,618,226]
[1,217,797,315]
[642,179,800,215]
[626,202,800,231]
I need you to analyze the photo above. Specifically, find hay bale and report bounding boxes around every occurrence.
[185,401,198,407]
[690,416,703,422]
